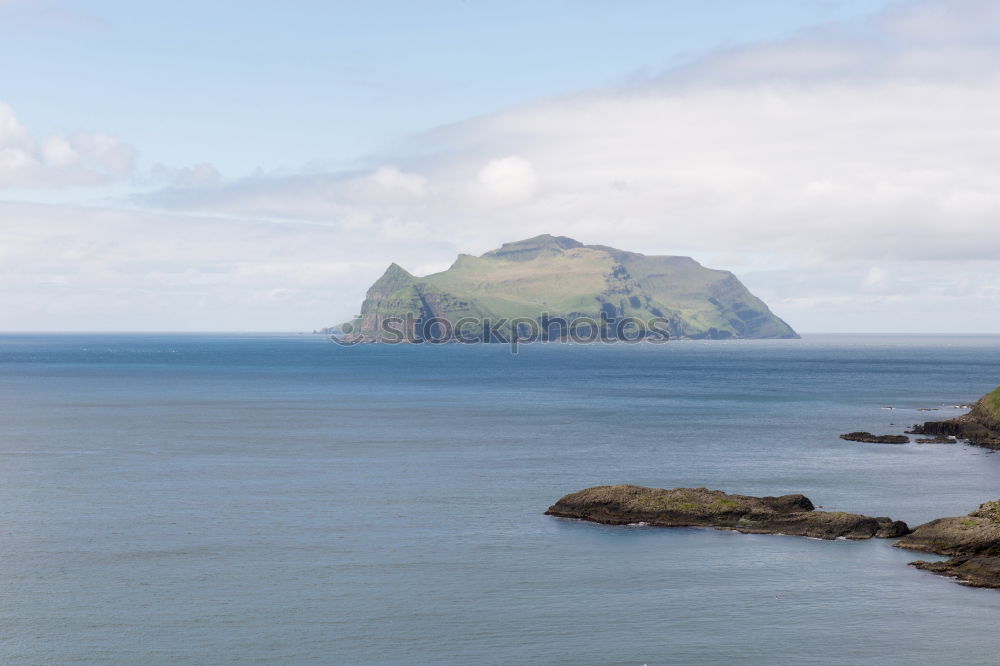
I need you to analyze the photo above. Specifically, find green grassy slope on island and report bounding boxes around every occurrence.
[342,235,798,341]
[982,387,1000,424]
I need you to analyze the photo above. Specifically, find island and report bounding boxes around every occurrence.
[896,500,1000,588]
[333,234,798,342]
[545,484,909,540]
[908,387,1000,448]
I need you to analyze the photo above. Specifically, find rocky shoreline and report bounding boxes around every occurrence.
[896,500,1000,588]
[545,485,1000,589]
[836,388,999,449]
[546,387,1000,590]
[545,485,909,540]
[907,388,1000,449]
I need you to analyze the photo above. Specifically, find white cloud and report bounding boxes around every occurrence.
[147,161,223,189]
[41,136,79,167]
[370,165,427,197]
[862,267,889,290]
[476,156,539,203]
[0,101,135,188]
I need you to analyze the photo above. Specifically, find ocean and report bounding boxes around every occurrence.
[1,333,999,664]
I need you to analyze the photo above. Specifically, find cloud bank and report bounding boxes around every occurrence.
[0,201,458,331]
[143,0,1000,260]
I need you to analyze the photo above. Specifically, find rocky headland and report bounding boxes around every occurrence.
[545,484,909,540]
[896,500,1000,588]
[908,387,1000,449]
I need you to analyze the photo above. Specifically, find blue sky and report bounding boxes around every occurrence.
[2,0,896,177]
[1,0,999,332]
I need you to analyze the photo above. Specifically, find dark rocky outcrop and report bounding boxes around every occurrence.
[896,500,1000,588]
[910,557,1000,588]
[545,484,909,540]
[839,432,909,444]
[908,388,1000,449]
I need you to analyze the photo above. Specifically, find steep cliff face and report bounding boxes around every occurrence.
[342,235,798,341]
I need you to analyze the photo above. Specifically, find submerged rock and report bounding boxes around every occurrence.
[896,500,1000,588]
[914,436,954,444]
[545,484,909,540]
[839,432,909,444]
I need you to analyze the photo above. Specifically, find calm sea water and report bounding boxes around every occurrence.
[1,333,1000,665]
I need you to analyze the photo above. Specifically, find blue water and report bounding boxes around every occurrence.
[1,334,1000,665]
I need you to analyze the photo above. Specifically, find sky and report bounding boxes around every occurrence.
[1,0,998,332]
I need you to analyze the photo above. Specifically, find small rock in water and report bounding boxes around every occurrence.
[839,432,909,444]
